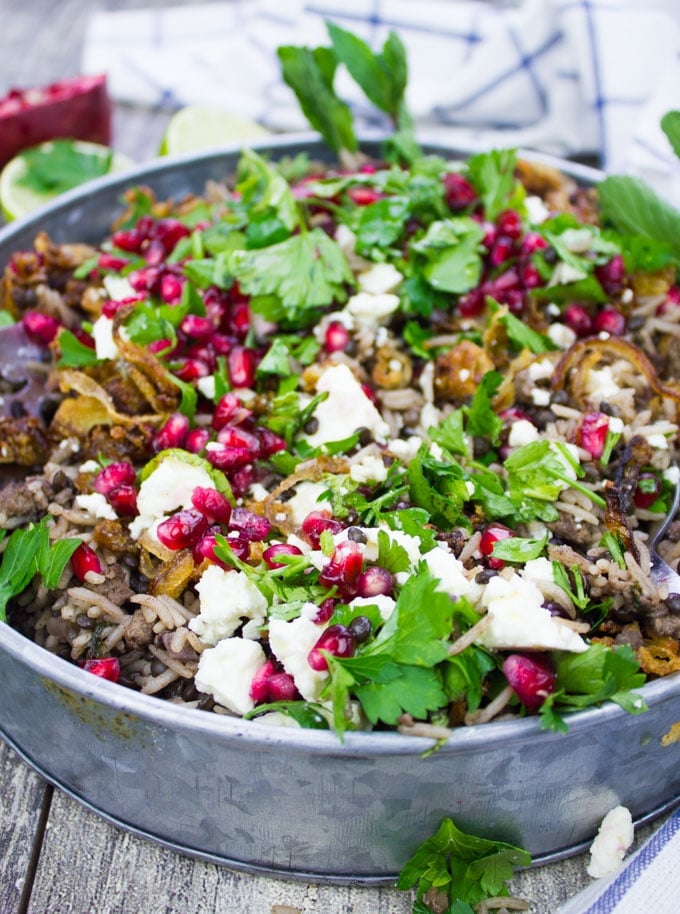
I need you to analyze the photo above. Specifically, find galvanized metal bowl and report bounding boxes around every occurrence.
[1,137,679,884]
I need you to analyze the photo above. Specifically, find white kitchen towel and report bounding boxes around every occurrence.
[556,807,680,914]
[82,0,680,200]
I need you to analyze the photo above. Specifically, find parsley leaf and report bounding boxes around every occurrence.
[412,218,484,294]
[57,329,102,368]
[491,532,548,563]
[598,175,680,262]
[496,308,557,354]
[397,816,531,909]
[464,370,504,443]
[17,139,112,195]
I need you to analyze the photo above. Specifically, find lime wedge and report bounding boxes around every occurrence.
[0,139,133,221]
[159,106,270,156]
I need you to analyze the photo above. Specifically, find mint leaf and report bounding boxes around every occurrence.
[661,110,680,160]
[466,148,523,222]
[40,537,82,589]
[278,44,358,156]
[598,175,680,261]
[235,148,299,235]
[491,532,548,563]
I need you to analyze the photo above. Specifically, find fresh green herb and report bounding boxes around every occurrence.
[402,320,436,359]
[600,426,622,465]
[17,139,112,195]
[376,530,412,574]
[429,410,468,457]
[444,644,498,714]
[466,148,524,222]
[598,175,680,262]
[661,110,680,160]
[57,329,103,368]
[0,311,14,328]
[382,507,437,553]
[352,194,411,252]
[412,217,485,294]
[539,644,647,733]
[255,338,294,378]
[464,370,504,443]
[0,518,81,623]
[599,532,627,570]
[495,307,558,354]
[551,563,589,611]
[491,532,548,563]
[407,452,471,529]
[235,148,299,236]
[397,816,531,912]
[244,701,329,729]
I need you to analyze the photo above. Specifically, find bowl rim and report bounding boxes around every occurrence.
[0,132,674,756]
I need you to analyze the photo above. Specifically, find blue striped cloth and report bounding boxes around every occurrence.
[82,0,680,202]
[557,807,680,913]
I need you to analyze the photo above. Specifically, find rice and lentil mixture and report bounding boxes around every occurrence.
[1,146,680,735]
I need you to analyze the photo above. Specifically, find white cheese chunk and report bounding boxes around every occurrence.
[304,363,390,448]
[75,492,117,521]
[477,573,588,652]
[91,315,119,360]
[527,358,555,382]
[195,637,265,715]
[349,454,388,484]
[508,419,540,448]
[128,455,216,541]
[387,436,423,463]
[345,290,400,326]
[349,594,396,621]
[524,195,550,225]
[423,545,483,604]
[197,375,216,400]
[585,366,621,401]
[268,612,329,701]
[530,388,551,406]
[587,806,634,879]
[285,482,329,527]
[189,566,268,645]
[547,322,577,350]
[357,262,403,295]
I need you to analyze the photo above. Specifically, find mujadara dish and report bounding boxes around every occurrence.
[2,145,680,739]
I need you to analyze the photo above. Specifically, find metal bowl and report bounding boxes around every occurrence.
[1,137,679,884]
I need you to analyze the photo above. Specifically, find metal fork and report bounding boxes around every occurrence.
[648,474,680,596]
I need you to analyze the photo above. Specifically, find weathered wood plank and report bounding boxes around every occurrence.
[0,741,48,914]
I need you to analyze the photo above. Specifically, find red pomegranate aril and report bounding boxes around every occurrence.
[458,288,486,318]
[479,523,516,570]
[442,172,477,211]
[106,484,138,516]
[519,260,543,289]
[594,254,624,295]
[576,412,610,460]
[153,412,189,452]
[301,510,344,548]
[230,506,271,541]
[98,252,129,271]
[216,424,261,455]
[499,406,532,424]
[230,465,257,499]
[111,228,145,253]
[228,346,257,388]
[256,427,287,458]
[263,543,304,569]
[143,239,167,267]
[205,444,252,471]
[223,532,251,560]
[192,533,231,569]
[633,472,663,509]
[181,314,215,341]
[563,303,594,337]
[148,337,173,355]
[496,209,523,240]
[228,301,251,338]
[593,307,626,337]
[356,565,393,598]
[191,486,232,524]
[185,343,216,373]
[157,509,208,551]
[211,333,234,356]
[481,221,498,250]
[502,652,557,710]
[184,427,210,453]
[308,624,356,671]
[153,218,190,253]
[81,656,120,682]
[249,660,277,703]
[520,232,548,255]
[324,320,350,353]
[656,285,680,315]
[211,392,244,430]
[319,541,364,591]
[489,235,515,267]
[504,289,526,315]
[128,265,161,293]
[347,186,383,206]
[22,310,60,345]
[160,273,184,304]
[93,460,136,495]
[174,357,210,382]
[250,661,297,703]
[71,542,103,581]
[313,597,336,624]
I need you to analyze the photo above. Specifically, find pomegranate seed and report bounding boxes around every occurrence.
[520,232,548,255]
[313,598,337,624]
[593,307,626,337]
[111,228,145,253]
[499,406,532,424]
[576,412,610,459]
[211,333,234,355]
[519,260,542,288]
[263,543,304,569]
[308,624,356,671]
[174,357,210,382]
[148,338,174,355]
[595,254,625,295]
[211,393,247,430]
[160,273,184,304]
[301,510,344,548]
[355,565,393,598]
[107,484,138,516]
[249,660,277,703]
[228,301,251,338]
[157,510,208,550]
[81,656,120,682]
[489,236,515,267]
[185,427,211,454]
[222,532,251,560]
[152,218,190,253]
[71,542,103,580]
[347,186,382,206]
[458,288,486,318]
[324,321,350,353]
[479,523,516,570]
[153,412,189,452]
[256,427,287,458]
[181,314,215,341]
[73,328,95,349]
[633,472,663,509]
[22,310,60,345]
[442,172,477,211]
[319,541,364,593]
[204,444,252,471]
[250,661,298,703]
[504,289,527,315]
[193,533,231,569]
[185,343,216,373]
[228,346,257,388]
[93,461,136,495]
[496,209,523,240]
[230,506,271,541]
[563,304,593,337]
[191,487,232,524]
[143,239,167,267]
[216,425,261,456]
[502,653,557,710]
[98,252,129,271]
[480,221,498,250]
[128,265,161,294]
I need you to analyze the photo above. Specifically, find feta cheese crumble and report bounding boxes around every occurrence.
[189,566,268,644]
[128,455,216,541]
[587,805,634,878]
[423,545,483,604]
[268,612,329,701]
[75,492,117,521]
[304,363,390,448]
[195,637,266,715]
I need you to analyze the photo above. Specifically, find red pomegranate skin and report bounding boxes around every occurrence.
[0,74,112,169]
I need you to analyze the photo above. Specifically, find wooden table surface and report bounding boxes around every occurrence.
[0,2,664,912]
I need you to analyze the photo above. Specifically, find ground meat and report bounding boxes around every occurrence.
[124,608,155,650]
[548,513,600,547]
[86,564,134,607]
[0,475,55,528]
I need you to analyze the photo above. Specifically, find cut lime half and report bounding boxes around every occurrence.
[0,139,134,221]
[159,106,270,156]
